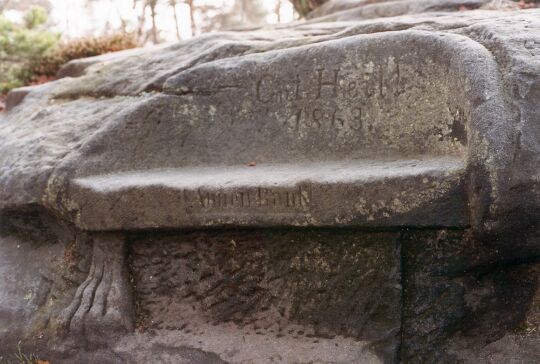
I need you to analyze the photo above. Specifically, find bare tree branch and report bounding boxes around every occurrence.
[289,0,328,17]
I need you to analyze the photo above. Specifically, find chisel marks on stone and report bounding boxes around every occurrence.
[56,233,133,348]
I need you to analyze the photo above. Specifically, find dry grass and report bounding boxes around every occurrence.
[28,32,139,79]
[0,342,44,364]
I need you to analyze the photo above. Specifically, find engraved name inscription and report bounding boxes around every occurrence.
[256,64,403,104]
[193,186,312,210]
[255,60,404,132]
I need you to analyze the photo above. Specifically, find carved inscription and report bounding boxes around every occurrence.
[189,186,312,210]
[284,105,363,131]
[255,60,404,132]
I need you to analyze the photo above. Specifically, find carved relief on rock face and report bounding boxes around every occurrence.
[248,57,466,155]
[253,61,405,134]
[194,186,311,211]
[54,233,133,348]
[164,54,468,166]
[255,62,404,106]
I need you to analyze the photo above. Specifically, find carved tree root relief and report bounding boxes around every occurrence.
[55,233,133,349]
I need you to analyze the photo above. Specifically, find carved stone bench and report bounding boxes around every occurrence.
[1,10,539,364]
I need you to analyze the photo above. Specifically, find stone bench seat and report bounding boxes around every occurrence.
[70,156,467,230]
[1,7,540,363]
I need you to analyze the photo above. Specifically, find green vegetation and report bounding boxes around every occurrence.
[0,6,58,92]
[0,341,42,364]
[0,6,139,94]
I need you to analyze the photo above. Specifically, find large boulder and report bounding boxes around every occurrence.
[0,3,539,363]
[307,0,492,19]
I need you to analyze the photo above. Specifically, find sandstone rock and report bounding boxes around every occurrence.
[402,229,540,362]
[308,0,491,20]
[1,3,539,363]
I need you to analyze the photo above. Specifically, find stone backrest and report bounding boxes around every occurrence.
[53,31,511,232]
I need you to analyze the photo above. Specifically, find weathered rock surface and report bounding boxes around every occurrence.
[1,2,539,363]
[307,0,492,20]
